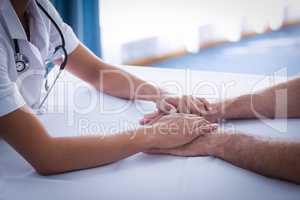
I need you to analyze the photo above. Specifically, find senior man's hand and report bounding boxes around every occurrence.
[140,95,219,125]
[144,130,226,157]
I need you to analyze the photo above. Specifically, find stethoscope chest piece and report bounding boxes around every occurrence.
[8,0,68,111]
[15,53,29,73]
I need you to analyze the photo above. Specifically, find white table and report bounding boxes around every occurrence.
[1,66,300,200]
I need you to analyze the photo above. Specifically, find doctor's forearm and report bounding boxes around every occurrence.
[1,107,152,176]
[66,44,163,102]
[93,62,163,101]
[40,129,151,175]
[211,132,300,184]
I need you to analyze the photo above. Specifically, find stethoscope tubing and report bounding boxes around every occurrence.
[11,0,68,109]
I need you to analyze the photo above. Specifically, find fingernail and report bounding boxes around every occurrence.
[169,108,177,114]
[202,124,218,130]
[141,118,150,124]
[211,123,219,128]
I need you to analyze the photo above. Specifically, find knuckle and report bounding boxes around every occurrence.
[179,113,185,117]
[197,116,205,120]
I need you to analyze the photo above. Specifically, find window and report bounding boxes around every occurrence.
[100,0,300,64]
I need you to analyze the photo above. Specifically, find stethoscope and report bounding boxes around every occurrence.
[13,0,68,111]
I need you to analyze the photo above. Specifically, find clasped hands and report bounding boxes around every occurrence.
[139,95,222,157]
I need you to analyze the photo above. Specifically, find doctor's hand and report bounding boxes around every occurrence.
[140,95,214,125]
[144,113,218,149]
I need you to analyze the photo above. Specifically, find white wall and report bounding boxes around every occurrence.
[100,0,300,64]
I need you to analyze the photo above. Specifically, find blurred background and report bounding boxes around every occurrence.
[52,0,300,76]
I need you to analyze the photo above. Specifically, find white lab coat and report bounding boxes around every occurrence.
[0,0,79,116]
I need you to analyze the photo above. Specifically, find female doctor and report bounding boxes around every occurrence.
[0,0,216,175]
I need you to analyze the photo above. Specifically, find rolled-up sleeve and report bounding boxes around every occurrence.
[0,39,25,117]
[50,21,79,55]
[45,0,80,55]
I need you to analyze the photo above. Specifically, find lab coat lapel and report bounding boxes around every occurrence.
[15,41,45,108]
[0,0,28,40]
[27,0,50,61]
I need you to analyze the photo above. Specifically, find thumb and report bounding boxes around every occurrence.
[157,99,177,114]
[193,123,218,134]
[144,148,172,155]
[144,113,165,125]
[140,111,161,125]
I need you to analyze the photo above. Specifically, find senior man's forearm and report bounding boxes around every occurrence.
[211,132,300,184]
[209,77,300,121]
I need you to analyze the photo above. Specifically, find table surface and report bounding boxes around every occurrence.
[1,66,300,200]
